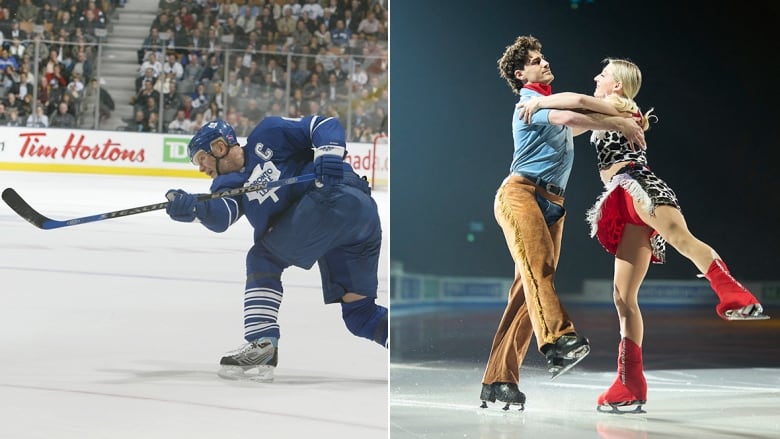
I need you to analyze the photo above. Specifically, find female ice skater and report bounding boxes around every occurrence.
[518,57,769,413]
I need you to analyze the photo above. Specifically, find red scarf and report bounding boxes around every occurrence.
[523,83,552,96]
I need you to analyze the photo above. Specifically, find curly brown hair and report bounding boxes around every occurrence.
[497,35,541,95]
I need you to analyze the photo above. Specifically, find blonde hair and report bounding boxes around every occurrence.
[603,58,656,131]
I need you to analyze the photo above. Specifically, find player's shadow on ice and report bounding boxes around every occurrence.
[97,367,386,387]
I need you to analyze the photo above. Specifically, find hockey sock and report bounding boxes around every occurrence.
[243,266,284,341]
[341,297,388,347]
[704,259,759,317]
[597,338,647,406]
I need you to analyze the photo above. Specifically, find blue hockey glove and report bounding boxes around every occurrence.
[165,189,198,222]
[313,145,346,186]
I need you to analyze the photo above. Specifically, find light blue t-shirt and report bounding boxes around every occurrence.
[509,88,574,190]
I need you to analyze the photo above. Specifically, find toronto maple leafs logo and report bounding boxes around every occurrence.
[245,161,281,204]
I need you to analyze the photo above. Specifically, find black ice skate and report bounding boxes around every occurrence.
[217,338,278,382]
[479,382,526,411]
[543,334,590,380]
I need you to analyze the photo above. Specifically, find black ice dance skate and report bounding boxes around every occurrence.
[480,382,526,411]
[543,334,590,380]
[217,338,278,382]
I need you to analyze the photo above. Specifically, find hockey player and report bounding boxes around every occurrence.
[517,58,768,413]
[165,116,387,381]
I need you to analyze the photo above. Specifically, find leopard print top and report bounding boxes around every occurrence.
[590,130,646,170]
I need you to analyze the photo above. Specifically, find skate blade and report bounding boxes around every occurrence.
[722,311,770,321]
[549,345,590,380]
[597,402,646,414]
[721,304,770,321]
[218,365,275,382]
[724,313,770,321]
[480,401,525,411]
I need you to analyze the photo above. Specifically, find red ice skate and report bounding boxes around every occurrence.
[597,338,647,414]
[705,259,769,321]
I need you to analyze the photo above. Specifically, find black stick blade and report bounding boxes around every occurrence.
[2,188,50,229]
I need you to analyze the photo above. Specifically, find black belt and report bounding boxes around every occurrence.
[531,176,565,197]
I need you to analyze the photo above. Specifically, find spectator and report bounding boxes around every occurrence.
[7,20,29,42]
[342,9,358,34]
[199,53,221,84]
[85,78,115,122]
[69,50,93,82]
[135,67,158,92]
[132,78,160,114]
[17,0,40,25]
[0,48,19,71]
[236,6,256,34]
[299,10,318,34]
[301,72,322,102]
[257,6,278,42]
[53,10,77,36]
[66,72,85,101]
[357,11,379,37]
[325,72,348,104]
[146,111,160,133]
[291,19,313,52]
[314,22,332,49]
[167,108,193,133]
[139,52,163,79]
[234,115,252,136]
[5,107,22,126]
[209,80,225,114]
[243,98,264,123]
[3,88,21,110]
[264,57,285,87]
[190,110,205,128]
[139,27,163,64]
[178,5,195,31]
[8,38,26,62]
[190,82,208,110]
[162,79,183,122]
[302,0,324,21]
[125,109,148,132]
[26,104,49,127]
[201,99,219,122]
[276,6,298,41]
[162,52,184,82]
[1,65,18,93]
[36,2,57,28]
[77,8,104,38]
[330,19,351,48]
[19,93,33,119]
[178,95,195,120]
[349,62,368,90]
[82,0,107,27]
[49,101,76,127]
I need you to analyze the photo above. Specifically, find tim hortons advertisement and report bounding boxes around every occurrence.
[0,128,384,183]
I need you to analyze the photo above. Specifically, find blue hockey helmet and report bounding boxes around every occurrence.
[188,119,239,164]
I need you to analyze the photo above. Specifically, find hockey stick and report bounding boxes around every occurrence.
[2,173,316,230]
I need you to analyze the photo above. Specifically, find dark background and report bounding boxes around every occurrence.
[389,0,780,293]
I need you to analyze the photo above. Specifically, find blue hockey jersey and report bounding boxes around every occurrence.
[196,115,348,239]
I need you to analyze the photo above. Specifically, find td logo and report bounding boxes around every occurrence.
[163,137,192,163]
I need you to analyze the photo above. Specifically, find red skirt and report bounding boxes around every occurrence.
[586,174,668,264]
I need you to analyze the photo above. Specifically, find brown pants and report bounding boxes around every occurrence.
[482,175,576,386]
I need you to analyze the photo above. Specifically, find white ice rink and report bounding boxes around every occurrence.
[0,171,388,439]
[390,306,780,439]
